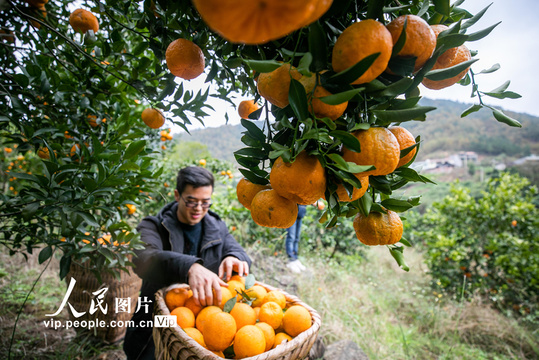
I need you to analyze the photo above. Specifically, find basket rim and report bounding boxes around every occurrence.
[156,281,321,360]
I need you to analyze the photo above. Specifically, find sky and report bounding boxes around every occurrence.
[174,0,539,132]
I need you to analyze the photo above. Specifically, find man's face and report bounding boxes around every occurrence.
[174,184,213,225]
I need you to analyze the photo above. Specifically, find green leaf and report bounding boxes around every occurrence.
[436,33,468,49]
[392,17,407,56]
[330,130,360,152]
[13,74,29,88]
[399,237,412,247]
[59,254,71,280]
[297,53,313,76]
[372,106,436,124]
[238,168,269,185]
[389,246,409,271]
[223,296,237,313]
[466,22,501,42]
[433,0,450,16]
[124,140,146,159]
[243,60,282,73]
[241,118,265,142]
[381,198,413,212]
[328,53,380,85]
[234,147,267,159]
[288,78,309,121]
[358,194,373,216]
[318,88,364,105]
[461,3,492,30]
[461,104,482,117]
[492,109,522,128]
[477,63,500,74]
[309,22,327,72]
[39,246,53,264]
[22,202,40,221]
[481,91,521,100]
[244,274,255,290]
[374,77,414,97]
[133,41,149,56]
[424,59,478,81]
[395,167,436,184]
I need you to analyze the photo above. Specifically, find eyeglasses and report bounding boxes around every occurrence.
[180,195,212,209]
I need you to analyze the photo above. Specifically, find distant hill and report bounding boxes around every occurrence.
[178,98,539,164]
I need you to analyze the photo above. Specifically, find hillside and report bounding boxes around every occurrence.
[178,98,539,164]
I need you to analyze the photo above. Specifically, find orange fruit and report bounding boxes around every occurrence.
[195,306,222,334]
[341,127,400,177]
[300,74,348,120]
[257,63,302,108]
[69,9,99,34]
[229,274,245,284]
[238,100,259,119]
[332,174,369,202]
[273,332,292,348]
[227,279,245,299]
[353,210,403,246]
[282,305,312,337]
[210,350,224,357]
[37,147,50,160]
[141,108,165,129]
[255,322,276,351]
[253,306,261,320]
[192,0,319,45]
[126,204,136,215]
[250,189,298,228]
[422,45,471,90]
[183,327,206,347]
[87,115,98,127]
[216,286,235,309]
[230,302,257,330]
[259,301,284,330]
[270,150,326,205]
[184,296,203,317]
[203,311,237,351]
[262,290,287,309]
[388,126,417,168]
[332,19,393,84]
[244,285,267,307]
[386,14,436,72]
[301,0,333,27]
[170,306,195,329]
[429,24,459,65]
[236,178,271,210]
[165,288,192,311]
[234,325,266,358]
[165,38,205,80]
[70,144,81,157]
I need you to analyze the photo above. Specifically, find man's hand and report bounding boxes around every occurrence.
[188,263,228,307]
[219,256,250,281]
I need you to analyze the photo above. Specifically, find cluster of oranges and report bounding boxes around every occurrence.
[164,276,312,358]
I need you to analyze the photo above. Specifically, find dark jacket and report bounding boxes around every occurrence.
[124,201,251,359]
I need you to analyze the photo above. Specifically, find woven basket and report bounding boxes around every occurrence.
[66,261,142,344]
[153,282,321,360]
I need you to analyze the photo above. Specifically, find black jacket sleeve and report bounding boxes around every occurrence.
[133,218,201,285]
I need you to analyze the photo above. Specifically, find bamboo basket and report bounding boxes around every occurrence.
[153,282,321,360]
[66,261,142,343]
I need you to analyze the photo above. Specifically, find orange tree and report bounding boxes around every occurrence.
[1,0,522,279]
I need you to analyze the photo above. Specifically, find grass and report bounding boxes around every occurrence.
[0,245,537,359]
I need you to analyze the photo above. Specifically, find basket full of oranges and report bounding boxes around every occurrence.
[153,275,321,360]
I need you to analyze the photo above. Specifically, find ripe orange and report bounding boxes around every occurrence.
[262,290,287,309]
[230,302,257,330]
[332,19,393,84]
[353,210,403,246]
[126,204,136,215]
[422,45,471,90]
[273,332,292,348]
[257,63,302,108]
[141,108,165,129]
[184,296,203,317]
[429,24,459,65]
[389,126,417,168]
[300,74,348,120]
[301,0,333,27]
[245,285,267,307]
[170,306,195,329]
[255,322,276,351]
[270,151,326,205]
[70,144,81,157]
[238,100,259,119]
[87,115,98,127]
[227,279,245,300]
[195,305,222,334]
[165,288,192,311]
[69,9,99,34]
[282,305,312,337]
[236,178,271,210]
[234,325,266,358]
[203,311,237,351]
[229,274,245,284]
[166,39,205,80]
[183,327,206,347]
[386,14,436,72]
[250,189,298,228]
[192,0,319,45]
[259,301,284,330]
[216,286,235,309]
[341,127,400,177]
[37,147,50,160]
[332,174,369,202]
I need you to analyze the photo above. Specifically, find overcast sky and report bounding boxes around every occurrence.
[175,0,539,132]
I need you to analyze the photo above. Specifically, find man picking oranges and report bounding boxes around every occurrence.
[124,166,251,360]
